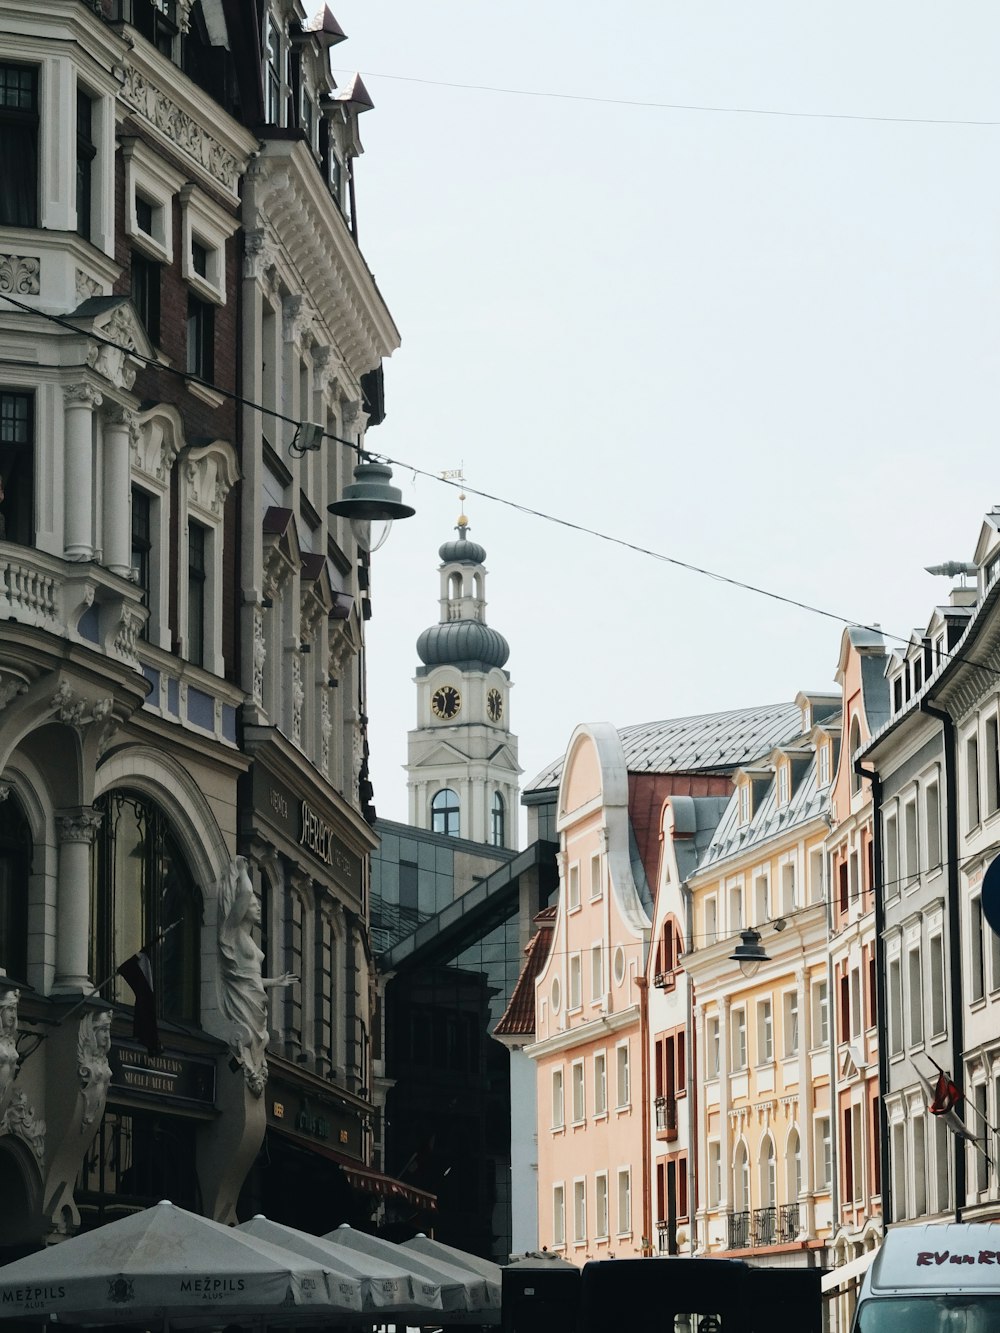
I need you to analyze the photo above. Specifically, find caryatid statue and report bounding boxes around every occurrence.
[217,856,296,1096]
[0,983,19,1122]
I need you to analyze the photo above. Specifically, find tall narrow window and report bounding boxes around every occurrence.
[573,1178,586,1243]
[0,791,31,983]
[264,14,283,124]
[968,736,981,832]
[131,487,152,637]
[925,782,941,871]
[594,1051,607,1116]
[131,253,161,343]
[430,789,460,837]
[186,295,214,380]
[551,1067,564,1129]
[907,947,923,1046]
[783,989,799,1058]
[187,521,207,667]
[491,791,505,847]
[888,956,903,1055]
[0,390,34,545]
[733,1008,747,1070]
[617,1168,631,1235]
[76,90,96,242]
[284,889,303,1052]
[757,998,773,1063]
[552,1185,565,1247]
[929,934,945,1034]
[0,65,38,227]
[314,911,335,1072]
[616,1042,630,1106]
[595,1173,609,1236]
[987,718,1000,815]
[971,896,986,1002]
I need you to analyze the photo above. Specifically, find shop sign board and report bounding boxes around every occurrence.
[251,766,362,890]
[110,1044,217,1107]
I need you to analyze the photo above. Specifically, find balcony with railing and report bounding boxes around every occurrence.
[727,1210,751,1250]
[654,1095,678,1140]
[752,1206,776,1247]
[778,1202,800,1242]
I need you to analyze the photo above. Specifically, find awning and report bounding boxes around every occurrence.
[270,1128,436,1211]
[821,1248,876,1293]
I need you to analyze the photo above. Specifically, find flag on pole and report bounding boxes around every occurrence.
[929,1071,962,1116]
[117,944,161,1055]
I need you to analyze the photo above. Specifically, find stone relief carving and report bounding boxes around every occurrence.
[320,692,332,772]
[291,653,304,746]
[252,608,266,705]
[184,443,238,519]
[64,383,103,411]
[0,986,19,1123]
[50,683,113,731]
[0,254,40,296]
[77,1009,113,1130]
[217,857,296,1097]
[85,307,142,392]
[75,270,102,303]
[120,67,242,193]
[133,412,182,483]
[56,809,103,848]
[2,1090,45,1165]
[0,674,28,712]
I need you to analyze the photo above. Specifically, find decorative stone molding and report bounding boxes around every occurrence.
[2,1090,45,1165]
[55,809,103,846]
[104,403,139,441]
[120,66,242,194]
[243,228,279,283]
[134,408,183,484]
[0,254,40,296]
[50,683,113,732]
[282,294,313,348]
[252,608,266,706]
[84,305,147,392]
[0,674,28,712]
[75,270,102,303]
[183,441,239,521]
[0,986,19,1123]
[77,1010,113,1130]
[320,691,332,771]
[291,653,304,745]
[64,383,103,411]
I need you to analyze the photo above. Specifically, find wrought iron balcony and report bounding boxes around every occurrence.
[778,1202,800,1242]
[727,1209,751,1249]
[752,1205,776,1247]
[654,1095,678,1139]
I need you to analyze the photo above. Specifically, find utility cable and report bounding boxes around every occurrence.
[332,69,1000,129]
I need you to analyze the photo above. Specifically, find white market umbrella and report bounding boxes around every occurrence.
[238,1215,433,1315]
[402,1232,503,1286]
[0,1200,341,1324]
[324,1224,492,1318]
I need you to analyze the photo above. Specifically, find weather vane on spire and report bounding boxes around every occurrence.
[440,465,468,532]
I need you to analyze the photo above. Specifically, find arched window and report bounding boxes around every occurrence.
[849,715,863,794]
[448,571,462,600]
[91,791,201,1023]
[734,1141,749,1210]
[0,792,31,981]
[431,788,460,837]
[760,1135,776,1207]
[491,791,505,847]
[786,1128,802,1205]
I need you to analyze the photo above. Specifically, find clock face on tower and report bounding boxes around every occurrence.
[487,688,503,723]
[431,684,462,720]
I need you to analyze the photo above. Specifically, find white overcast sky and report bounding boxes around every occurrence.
[318,2,1000,832]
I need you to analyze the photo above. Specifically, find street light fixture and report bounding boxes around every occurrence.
[729,927,770,978]
[327,455,416,552]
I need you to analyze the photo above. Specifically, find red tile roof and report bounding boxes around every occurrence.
[493,908,556,1038]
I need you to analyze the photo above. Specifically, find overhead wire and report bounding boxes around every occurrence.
[4,288,1000,687]
[331,69,1000,129]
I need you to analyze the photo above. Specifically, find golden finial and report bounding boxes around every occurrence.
[440,465,468,531]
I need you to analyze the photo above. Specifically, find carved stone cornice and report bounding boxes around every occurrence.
[64,383,103,410]
[120,65,243,195]
[0,254,40,296]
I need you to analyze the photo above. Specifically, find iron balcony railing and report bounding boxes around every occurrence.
[778,1202,799,1242]
[752,1205,776,1247]
[727,1210,751,1249]
[654,1096,677,1136]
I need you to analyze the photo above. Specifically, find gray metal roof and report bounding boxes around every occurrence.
[525,702,801,793]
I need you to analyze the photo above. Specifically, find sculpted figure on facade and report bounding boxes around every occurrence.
[217,856,295,1097]
[0,985,19,1121]
[77,1009,113,1130]
[2,1089,45,1165]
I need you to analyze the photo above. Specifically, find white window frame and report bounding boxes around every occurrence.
[568,952,582,1011]
[594,1049,607,1117]
[590,942,603,1004]
[123,138,183,264]
[815,1115,832,1188]
[595,1170,609,1238]
[708,1139,721,1207]
[552,1182,565,1248]
[551,1066,565,1130]
[616,1167,632,1237]
[177,439,239,675]
[783,988,799,1058]
[757,998,773,1064]
[732,1007,747,1070]
[811,978,829,1048]
[572,1177,586,1244]
[571,1059,585,1125]
[706,1014,720,1077]
[590,851,602,900]
[180,183,237,306]
[615,1041,630,1108]
[567,861,581,911]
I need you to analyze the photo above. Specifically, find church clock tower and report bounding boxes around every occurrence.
[406,508,520,848]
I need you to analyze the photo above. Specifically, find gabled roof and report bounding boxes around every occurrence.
[492,907,556,1039]
[525,702,801,793]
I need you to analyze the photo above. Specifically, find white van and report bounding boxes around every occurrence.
[852,1223,1000,1332]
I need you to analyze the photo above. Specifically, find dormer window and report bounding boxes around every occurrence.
[892,674,903,714]
[778,764,789,807]
[819,743,830,787]
[301,87,316,150]
[739,783,750,826]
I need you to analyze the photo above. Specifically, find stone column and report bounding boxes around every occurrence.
[53,809,102,992]
[719,998,731,1215]
[63,385,102,561]
[102,405,136,578]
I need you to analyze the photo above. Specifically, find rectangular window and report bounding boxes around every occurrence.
[314,910,334,1069]
[0,390,33,547]
[925,782,941,871]
[135,193,155,235]
[912,1114,927,1215]
[987,718,1000,815]
[264,14,282,124]
[0,64,38,227]
[929,934,945,1034]
[852,1103,865,1202]
[708,1140,721,1207]
[819,744,830,786]
[591,944,603,1002]
[885,812,900,895]
[971,896,986,1002]
[187,521,207,667]
[616,1043,630,1107]
[568,863,580,910]
[569,953,582,1010]
[815,1116,832,1188]
[590,852,602,899]
[904,801,918,883]
[131,252,161,343]
[729,884,743,931]
[284,889,303,1050]
[552,1184,565,1247]
[191,238,209,278]
[76,89,95,242]
[595,1172,609,1237]
[783,989,799,1058]
[907,947,923,1046]
[892,1121,907,1219]
[809,847,825,904]
[968,736,981,832]
[617,1168,631,1235]
[732,1008,747,1070]
[551,1068,564,1130]
[706,1015,720,1076]
[594,1051,607,1116]
[975,1083,989,1192]
[131,487,152,636]
[571,1060,585,1124]
[754,873,769,925]
[888,956,903,1055]
[812,978,829,1048]
[757,998,773,1063]
[851,967,862,1040]
[705,895,718,943]
[781,862,796,914]
[186,294,214,380]
[573,1179,586,1243]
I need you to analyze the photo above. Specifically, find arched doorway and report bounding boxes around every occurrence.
[0,1137,43,1258]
